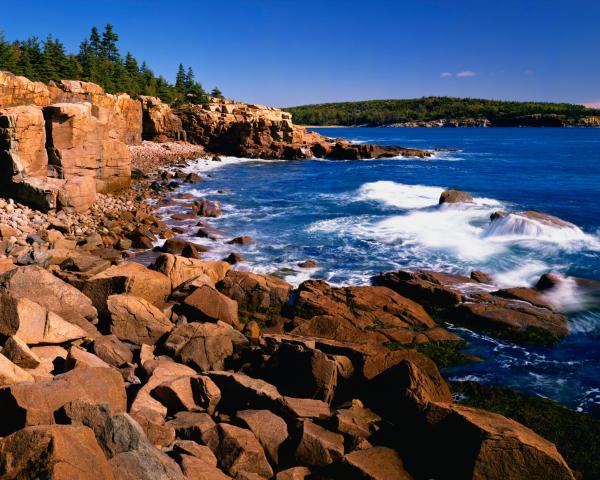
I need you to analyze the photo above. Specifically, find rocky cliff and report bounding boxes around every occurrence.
[0,71,142,211]
[176,99,430,160]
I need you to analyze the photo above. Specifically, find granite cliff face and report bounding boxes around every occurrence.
[0,72,140,211]
[176,99,430,160]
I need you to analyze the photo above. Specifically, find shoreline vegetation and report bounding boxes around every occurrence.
[285,97,600,127]
[0,63,598,478]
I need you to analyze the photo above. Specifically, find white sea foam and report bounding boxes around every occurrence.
[183,156,285,174]
[482,213,596,246]
[357,181,444,209]
[492,261,551,288]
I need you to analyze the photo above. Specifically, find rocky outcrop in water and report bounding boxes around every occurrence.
[176,100,431,160]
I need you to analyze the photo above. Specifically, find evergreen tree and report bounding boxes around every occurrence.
[184,66,195,92]
[89,27,102,56]
[211,87,224,99]
[101,24,120,62]
[175,64,186,92]
[0,31,18,72]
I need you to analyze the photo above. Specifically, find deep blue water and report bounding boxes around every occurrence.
[160,127,600,415]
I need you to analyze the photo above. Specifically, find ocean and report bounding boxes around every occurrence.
[158,127,600,416]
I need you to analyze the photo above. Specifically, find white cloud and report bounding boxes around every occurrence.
[440,72,453,77]
[456,70,477,77]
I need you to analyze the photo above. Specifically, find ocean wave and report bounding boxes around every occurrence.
[357,181,444,209]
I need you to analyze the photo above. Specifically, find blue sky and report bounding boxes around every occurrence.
[2,0,599,107]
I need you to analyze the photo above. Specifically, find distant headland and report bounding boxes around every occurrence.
[284,97,600,127]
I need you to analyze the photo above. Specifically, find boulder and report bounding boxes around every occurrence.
[0,367,126,435]
[280,397,331,420]
[0,424,114,479]
[0,352,35,386]
[0,294,89,344]
[275,467,311,480]
[207,371,282,413]
[165,322,240,371]
[2,335,41,368]
[295,419,344,468]
[82,262,171,314]
[59,400,184,480]
[413,402,576,480]
[152,375,199,413]
[179,454,231,480]
[130,360,196,419]
[151,253,230,289]
[236,409,288,466]
[0,265,98,328]
[64,346,112,370]
[439,189,474,204]
[93,334,134,367]
[107,294,173,345]
[191,375,222,414]
[183,285,240,328]
[334,400,381,439]
[166,411,216,444]
[195,198,222,217]
[217,270,292,322]
[209,423,273,478]
[341,447,413,480]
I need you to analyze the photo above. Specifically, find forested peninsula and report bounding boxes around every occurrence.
[285,97,600,127]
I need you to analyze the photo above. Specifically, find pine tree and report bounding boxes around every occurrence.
[101,24,120,62]
[0,31,18,72]
[184,66,195,91]
[89,27,102,57]
[175,64,186,93]
[211,87,224,99]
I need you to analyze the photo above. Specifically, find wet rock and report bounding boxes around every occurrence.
[161,238,209,255]
[439,189,474,204]
[224,252,244,264]
[107,294,173,345]
[298,260,318,268]
[471,270,494,284]
[197,224,225,240]
[195,199,222,217]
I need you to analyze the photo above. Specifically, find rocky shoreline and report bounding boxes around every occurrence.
[0,71,596,479]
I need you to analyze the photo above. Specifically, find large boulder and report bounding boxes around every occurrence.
[164,322,242,371]
[0,265,98,330]
[182,285,240,328]
[411,402,576,480]
[0,367,126,435]
[82,262,171,314]
[0,294,89,344]
[60,400,185,480]
[207,423,273,478]
[0,353,34,386]
[439,189,474,204]
[295,419,344,468]
[107,294,173,345]
[0,424,114,480]
[150,253,230,290]
[236,409,288,466]
[341,447,413,480]
[217,270,292,323]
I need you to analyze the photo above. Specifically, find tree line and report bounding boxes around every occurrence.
[0,25,223,104]
[284,97,600,126]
